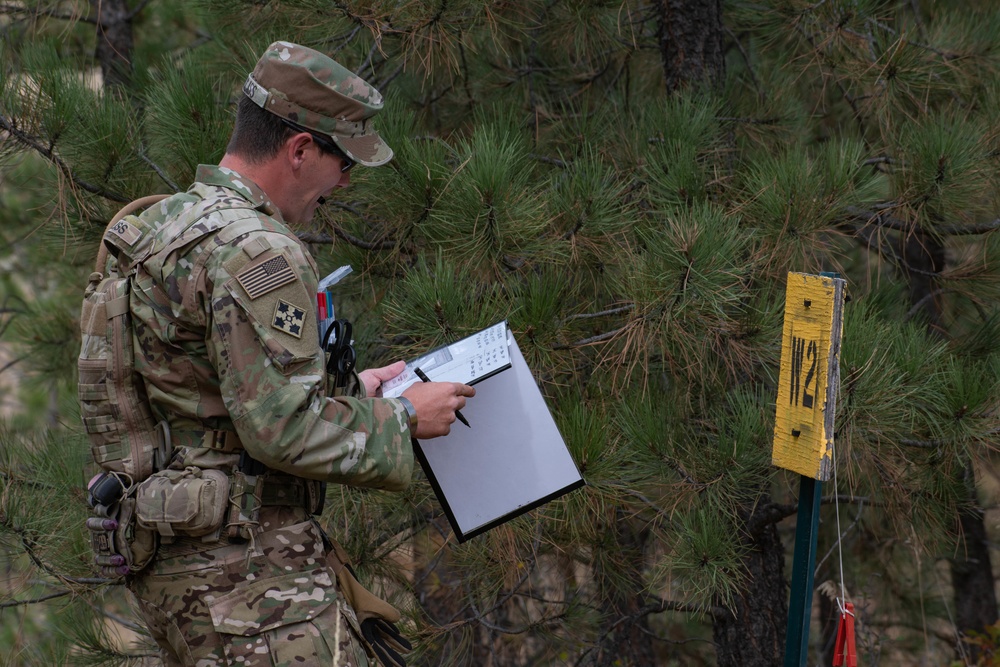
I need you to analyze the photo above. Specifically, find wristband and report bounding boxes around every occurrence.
[397,397,418,430]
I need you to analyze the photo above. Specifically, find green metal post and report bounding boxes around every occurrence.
[784,475,822,667]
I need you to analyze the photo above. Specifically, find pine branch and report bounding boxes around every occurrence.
[530,153,568,168]
[745,502,796,536]
[563,304,636,321]
[940,218,1000,235]
[126,0,154,21]
[448,529,544,630]
[0,355,25,374]
[138,147,181,193]
[793,23,868,140]
[0,113,129,203]
[846,206,1000,236]
[716,116,786,125]
[723,26,763,99]
[0,3,93,24]
[905,289,951,322]
[0,589,72,608]
[848,218,943,278]
[376,61,406,91]
[865,16,959,61]
[553,327,627,349]
[633,595,727,620]
[297,229,396,251]
[815,498,866,571]
[576,595,727,666]
[747,496,880,536]
[899,438,946,448]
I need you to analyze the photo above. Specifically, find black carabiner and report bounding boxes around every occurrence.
[322,319,355,388]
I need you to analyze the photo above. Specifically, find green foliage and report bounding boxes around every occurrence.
[657,508,750,613]
[144,57,234,185]
[637,93,725,211]
[890,112,995,226]
[3,0,1000,665]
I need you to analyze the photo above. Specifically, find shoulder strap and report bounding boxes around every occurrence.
[94,195,170,274]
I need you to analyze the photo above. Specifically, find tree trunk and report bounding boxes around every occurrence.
[952,477,999,641]
[902,226,998,656]
[593,514,655,666]
[713,503,787,667]
[90,0,134,89]
[654,0,725,93]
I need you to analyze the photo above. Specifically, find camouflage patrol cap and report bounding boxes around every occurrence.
[243,41,393,167]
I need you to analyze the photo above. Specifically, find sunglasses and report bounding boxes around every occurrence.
[281,119,355,173]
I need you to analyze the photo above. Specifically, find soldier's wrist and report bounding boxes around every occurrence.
[397,397,418,430]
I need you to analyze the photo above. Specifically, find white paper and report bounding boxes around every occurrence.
[381,321,511,397]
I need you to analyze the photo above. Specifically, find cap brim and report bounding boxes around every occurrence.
[333,132,393,167]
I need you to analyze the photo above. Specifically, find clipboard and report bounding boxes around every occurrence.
[386,322,585,541]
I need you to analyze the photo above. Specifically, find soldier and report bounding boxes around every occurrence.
[125,41,474,666]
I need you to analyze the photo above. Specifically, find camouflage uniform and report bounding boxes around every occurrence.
[125,43,407,667]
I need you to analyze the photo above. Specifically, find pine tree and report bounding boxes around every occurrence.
[2,1,999,666]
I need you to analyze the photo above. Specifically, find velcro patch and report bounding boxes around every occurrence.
[272,300,306,338]
[107,219,141,246]
[236,254,296,299]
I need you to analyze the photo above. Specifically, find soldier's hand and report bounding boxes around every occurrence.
[401,381,475,439]
[358,360,407,396]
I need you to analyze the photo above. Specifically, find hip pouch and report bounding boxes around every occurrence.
[86,472,158,578]
[135,467,230,538]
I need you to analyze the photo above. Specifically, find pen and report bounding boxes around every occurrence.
[413,367,471,428]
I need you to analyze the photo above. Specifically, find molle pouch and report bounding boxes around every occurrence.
[135,467,230,538]
[86,477,158,578]
[226,470,264,541]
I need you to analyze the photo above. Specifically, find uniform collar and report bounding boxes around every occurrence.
[194,164,283,221]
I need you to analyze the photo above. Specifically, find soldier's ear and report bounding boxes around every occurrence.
[285,132,313,169]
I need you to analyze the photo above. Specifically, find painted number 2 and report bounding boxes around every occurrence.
[790,336,817,409]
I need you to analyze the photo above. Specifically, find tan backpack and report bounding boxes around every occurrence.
[78,194,168,577]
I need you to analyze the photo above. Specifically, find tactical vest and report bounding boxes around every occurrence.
[79,194,323,577]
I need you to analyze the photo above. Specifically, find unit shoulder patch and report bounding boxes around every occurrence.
[272,300,306,338]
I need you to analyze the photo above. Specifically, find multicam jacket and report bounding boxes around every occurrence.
[130,164,413,488]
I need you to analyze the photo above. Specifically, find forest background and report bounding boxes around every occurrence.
[2,1,1000,666]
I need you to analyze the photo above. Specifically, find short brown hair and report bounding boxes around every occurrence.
[226,95,294,163]
[226,95,339,164]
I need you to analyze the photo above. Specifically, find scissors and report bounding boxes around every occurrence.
[322,319,356,390]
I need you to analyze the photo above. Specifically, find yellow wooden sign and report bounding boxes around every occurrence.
[773,272,846,481]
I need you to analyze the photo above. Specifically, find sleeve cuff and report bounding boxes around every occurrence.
[396,396,418,430]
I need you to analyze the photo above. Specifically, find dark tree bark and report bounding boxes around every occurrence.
[593,514,656,667]
[951,487,999,646]
[900,226,998,658]
[713,501,787,667]
[901,228,946,334]
[90,0,134,88]
[654,0,725,92]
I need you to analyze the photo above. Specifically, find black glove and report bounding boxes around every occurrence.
[360,617,413,667]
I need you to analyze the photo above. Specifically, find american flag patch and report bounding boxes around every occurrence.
[236,255,296,299]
